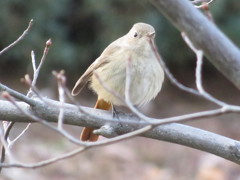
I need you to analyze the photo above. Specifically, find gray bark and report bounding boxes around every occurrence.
[0,99,239,164]
[150,0,240,89]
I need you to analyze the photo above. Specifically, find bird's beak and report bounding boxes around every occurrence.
[148,31,155,38]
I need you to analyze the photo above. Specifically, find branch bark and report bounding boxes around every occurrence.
[1,98,240,164]
[150,0,240,89]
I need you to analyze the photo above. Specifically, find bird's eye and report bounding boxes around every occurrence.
[133,32,138,38]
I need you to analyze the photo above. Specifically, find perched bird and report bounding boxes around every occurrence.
[72,22,164,141]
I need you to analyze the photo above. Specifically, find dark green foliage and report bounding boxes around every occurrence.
[0,0,239,84]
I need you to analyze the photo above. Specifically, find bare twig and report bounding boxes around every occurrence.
[1,122,14,146]
[0,147,87,169]
[0,19,33,56]
[148,38,201,97]
[4,66,209,169]
[94,72,125,103]
[0,19,35,172]
[2,92,87,147]
[1,95,240,164]
[53,71,66,129]
[11,39,52,159]
[31,51,37,73]
[95,61,152,123]
[31,39,52,87]
[150,0,240,89]
[0,122,14,173]
[152,107,239,125]
[0,83,36,106]
[0,135,12,163]
[0,124,153,169]
[0,106,31,172]
[181,32,228,107]
[10,123,31,146]
[63,85,108,121]
[191,0,215,8]
[1,97,240,164]
[195,50,204,93]
[1,5,240,168]
[62,74,122,130]
[0,123,150,169]
[22,74,45,102]
[125,57,152,122]
[2,39,52,167]
[198,0,214,21]
[149,35,230,107]
[0,90,155,168]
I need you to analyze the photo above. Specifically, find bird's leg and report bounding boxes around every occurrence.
[93,104,122,138]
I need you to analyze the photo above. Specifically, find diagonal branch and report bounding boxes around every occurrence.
[150,0,240,90]
[0,147,87,168]
[181,32,228,107]
[0,19,33,56]
[0,83,36,106]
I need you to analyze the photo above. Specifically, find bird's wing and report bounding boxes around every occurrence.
[71,37,123,96]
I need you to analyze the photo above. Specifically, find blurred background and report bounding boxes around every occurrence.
[0,0,240,179]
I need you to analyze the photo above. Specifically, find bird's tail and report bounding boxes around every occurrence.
[80,99,112,142]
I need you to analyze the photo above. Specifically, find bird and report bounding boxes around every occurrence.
[72,22,164,141]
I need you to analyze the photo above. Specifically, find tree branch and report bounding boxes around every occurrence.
[0,122,14,172]
[1,6,240,169]
[150,0,240,89]
[0,83,36,106]
[0,98,240,164]
[0,19,33,56]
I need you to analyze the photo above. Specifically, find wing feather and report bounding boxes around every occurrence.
[71,36,124,96]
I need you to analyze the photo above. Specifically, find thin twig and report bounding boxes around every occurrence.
[198,0,214,21]
[31,39,52,87]
[0,26,42,169]
[0,83,36,106]
[7,38,53,161]
[94,72,125,103]
[1,93,240,167]
[0,122,14,173]
[2,92,87,146]
[195,50,204,93]
[153,107,239,125]
[181,32,228,107]
[192,0,215,8]
[0,124,153,168]
[0,147,87,169]
[22,74,46,102]
[31,51,37,73]
[95,67,151,122]
[53,71,66,130]
[0,92,155,168]
[148,38,201,97]
[58,72,120,128]
[10,123,31,146]
[95,69,152,127]
[0,19,33,56]
[125,57,152,122]
[63,86,109,121]
[2,122,14,146]
[0,125,151,169]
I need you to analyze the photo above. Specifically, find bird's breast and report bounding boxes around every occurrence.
[90,49,164,106]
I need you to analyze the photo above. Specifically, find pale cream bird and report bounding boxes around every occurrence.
[72,22,164,141]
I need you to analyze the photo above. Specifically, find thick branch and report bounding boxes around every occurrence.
[0,99,239,164]
[150,0,240,89]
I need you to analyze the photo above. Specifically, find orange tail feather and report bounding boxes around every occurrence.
[80,99,111,142]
